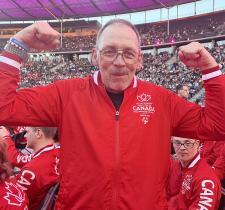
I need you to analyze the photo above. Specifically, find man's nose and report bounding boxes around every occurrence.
[179,144,186,149]
[113,53,126,65]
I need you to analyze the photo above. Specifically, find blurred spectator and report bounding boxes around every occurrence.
[176,84,190,100]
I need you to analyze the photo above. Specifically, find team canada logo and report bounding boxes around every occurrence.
[137,93,151,102]
[3,181,26,206]
[133,93,155,125]
[181,175,192,194]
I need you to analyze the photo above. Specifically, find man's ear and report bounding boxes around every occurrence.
[91,48,98,67]
[35,129,42,139]
[136,53,143,72]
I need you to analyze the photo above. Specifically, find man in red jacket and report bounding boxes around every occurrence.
[168,136,221,210]
[0,19,225,210]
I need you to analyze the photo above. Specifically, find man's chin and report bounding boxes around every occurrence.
[106,84,127,93]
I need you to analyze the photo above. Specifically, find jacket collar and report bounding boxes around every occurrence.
[183,153,200,169]
[33,144,60,159]
[93,70,137,88]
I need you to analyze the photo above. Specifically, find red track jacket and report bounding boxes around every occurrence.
[0,51,225,209]
[169,154,221,210]
[0,180,28,210]
[10,144,60,210]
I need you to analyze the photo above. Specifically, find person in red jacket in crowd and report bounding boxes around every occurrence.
[0,126,60,210]
[0,126,33,170]
[0,19,225,210]
[168,136,221,210]
[0,136,29,209]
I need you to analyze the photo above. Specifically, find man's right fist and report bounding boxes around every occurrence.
[13,22,60,51]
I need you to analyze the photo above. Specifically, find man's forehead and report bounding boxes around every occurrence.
[173,137,195,142]
[97,24,139,48]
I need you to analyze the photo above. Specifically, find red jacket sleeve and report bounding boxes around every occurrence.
[0,51,61,127]
[166,157,181,210]
[188,177,221,210]
[169,71,225,141]
[4,136,33,168]
[166,157,182,198]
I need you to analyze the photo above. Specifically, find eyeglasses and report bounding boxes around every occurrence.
[99,47,140,64]
[173,141,196,149]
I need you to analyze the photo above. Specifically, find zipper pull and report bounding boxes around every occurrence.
[115,111,119,121]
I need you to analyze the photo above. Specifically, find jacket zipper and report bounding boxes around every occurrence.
[113,110,120,210]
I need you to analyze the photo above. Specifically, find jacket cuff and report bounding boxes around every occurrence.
[201,65,222,81]
[0,51,22,71]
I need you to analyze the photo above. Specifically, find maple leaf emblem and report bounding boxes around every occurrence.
[137,93,151,102]
[3,181,26,206]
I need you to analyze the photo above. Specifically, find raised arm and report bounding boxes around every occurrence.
[171,42,225,141]
[0,22,62,126]
[13,22,60,51]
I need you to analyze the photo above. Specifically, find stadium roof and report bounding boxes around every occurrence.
[0,0,197,21]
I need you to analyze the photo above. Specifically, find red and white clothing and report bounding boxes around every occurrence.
[0,180,28,210]
[168,154,221,210]
[7,126,28,150]
[3,136,33,168]
[11,144,60,210]
[0,52,225,209]
[200,141,225,166]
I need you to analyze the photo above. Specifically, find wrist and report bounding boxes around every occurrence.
[199,61,218,72]
[4,37,30,62]
[201,65,222,81]
[10,37,30,51]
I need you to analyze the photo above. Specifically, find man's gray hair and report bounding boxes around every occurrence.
[96,19,141,48]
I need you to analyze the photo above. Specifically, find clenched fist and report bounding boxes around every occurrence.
[13,22,60,51]
[178,42,218,71]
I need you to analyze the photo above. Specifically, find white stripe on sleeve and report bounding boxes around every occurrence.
[202,70,222,81]
[0,55,21,69]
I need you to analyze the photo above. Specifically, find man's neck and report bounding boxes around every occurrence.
[107,91,124,111]
[33,138,55,152]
